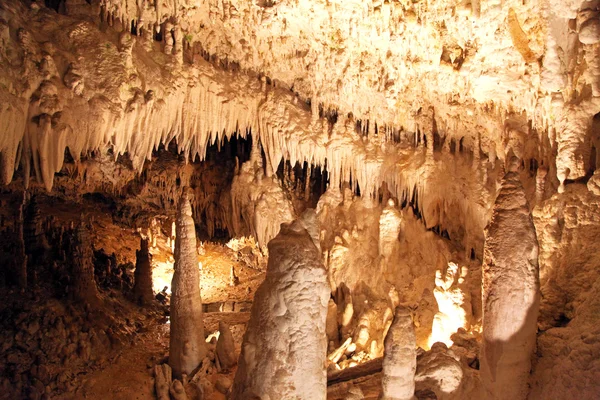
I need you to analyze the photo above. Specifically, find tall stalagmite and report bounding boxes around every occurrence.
[381,306,416,400]
[133,237,154,305]
[231,210,329,400]
[481,158,540,400]
[71,222,99,306]
[169,190,206,378]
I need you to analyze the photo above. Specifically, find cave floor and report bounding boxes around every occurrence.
[64,312,250,400]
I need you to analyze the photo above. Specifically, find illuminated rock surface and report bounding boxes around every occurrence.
[481,158,540,400]
[169,191,207,378]
[231,211,329,400]
[0,0,598,398]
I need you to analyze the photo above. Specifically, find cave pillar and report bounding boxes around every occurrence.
[15,192,28,289]
[231,210,329,400]
[133,237,154,305]
[169,190,206,378]
[71,222,99,306]
[481,157,540,400]
[381,306,416,400]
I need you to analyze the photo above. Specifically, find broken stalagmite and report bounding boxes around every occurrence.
[169,190,207,378]
[231,210,330,400]
[481,158,540,400]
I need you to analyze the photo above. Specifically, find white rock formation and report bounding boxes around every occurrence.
[381,306,416,400]
[231,210,330,400]
[169,190,207,378]
[481,158,540,400]
[429,263,471,348]
[415,343,465,399]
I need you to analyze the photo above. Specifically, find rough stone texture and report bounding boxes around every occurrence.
[429,263,471,347]
[71,222,100,306]
[154,364,172,400]
[481,159,540,400]
[381,306,416,400]
[0,0,599,398]
[326,298,340,351]
[133,237,154,305]
[216,321,237,369]
[231,211,330,400]
[169,191,206,378]
[530,184,600,400]
[415,343,465,399]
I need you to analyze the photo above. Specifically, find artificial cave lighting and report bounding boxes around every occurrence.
[1,0,599,399]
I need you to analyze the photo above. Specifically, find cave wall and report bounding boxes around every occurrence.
[1,0,600,398]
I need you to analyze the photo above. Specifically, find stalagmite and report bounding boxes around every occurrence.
[133,237,154,305]
[71,222,100,306]
[169,190,207,378]
[481,157,540,400]
[326,298,340,350]
[535,166,548,205]
[231,210,329,400]
[216,321,236,370]
[15,192,27,289]
[381,306,416,400]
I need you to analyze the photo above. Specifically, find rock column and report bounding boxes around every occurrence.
[133,237,154,305]
[71,222,99,306]
[169,191,206,378]
[381,306,416,400]
[481,157,540,400]
[231,210,330,400]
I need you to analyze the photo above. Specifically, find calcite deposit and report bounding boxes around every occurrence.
[0,0,599,398]
[231,211,330,400]
[481,158,540,400]
[133,237,154,305]
[381,306,416,400]
[169,191,207,378]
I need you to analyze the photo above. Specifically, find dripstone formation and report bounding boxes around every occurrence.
[169,190,207,378]
[133,237,154,305]
[70,222,99,306]
[481,158,540,400]
[381,306,417,400]
[231,210,330,400]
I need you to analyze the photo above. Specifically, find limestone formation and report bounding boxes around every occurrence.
[133,237,154,305]
[70,222,99,306]
[326,298,340,350]
[231,211,330,400]
[155,364,172,400]
[381,306,416,400]
[169,191,207,378]
[429,263,471,347]
[481,158,540,400]
[0,0,599,399]
[415,343,465,398]
[216,321,237,370]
